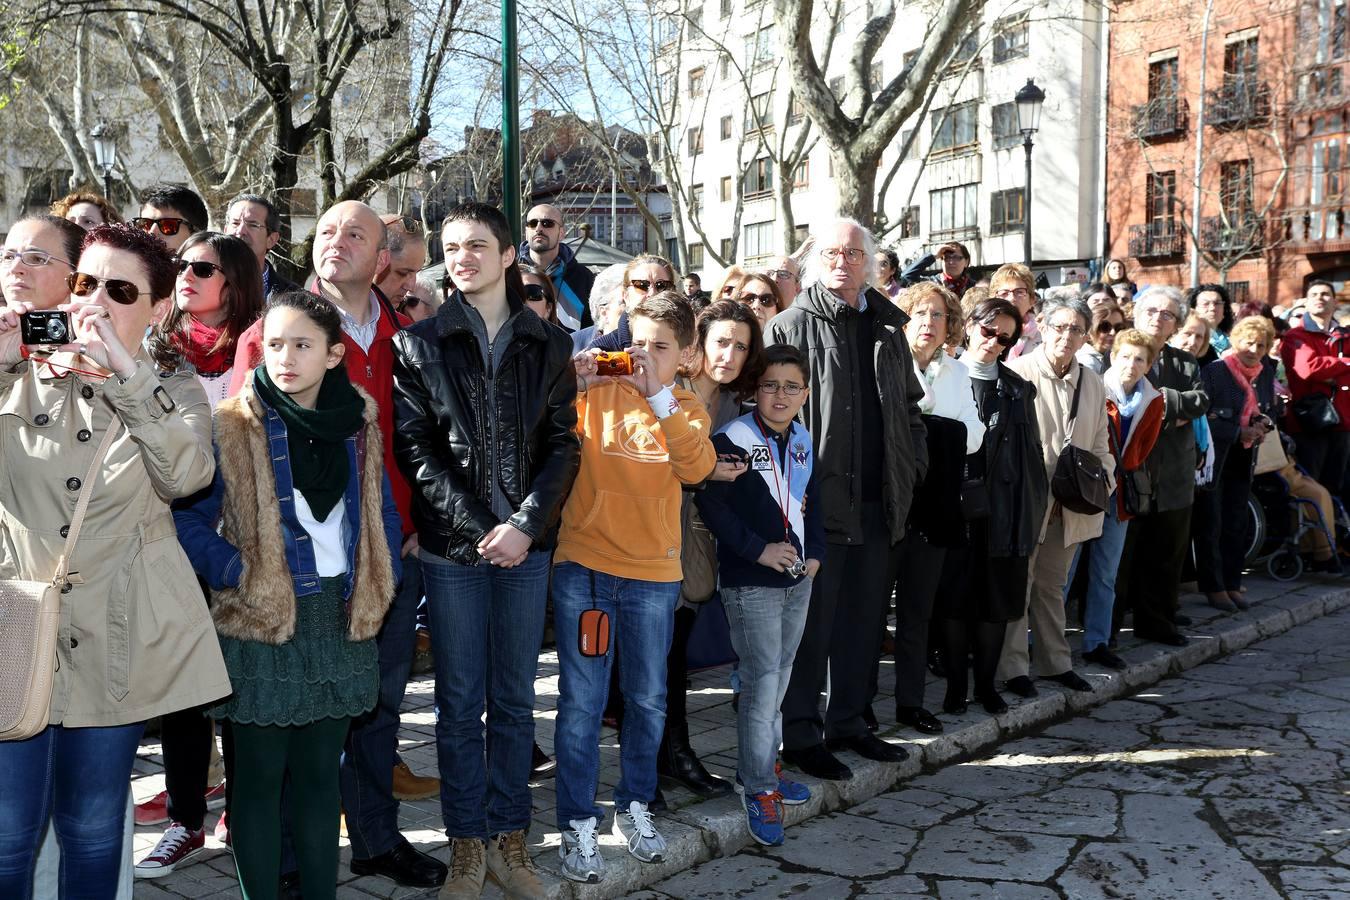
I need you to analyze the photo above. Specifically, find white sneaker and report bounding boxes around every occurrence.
[559,817,605,883]
[613,800,667,863]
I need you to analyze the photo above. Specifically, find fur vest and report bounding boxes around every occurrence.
[209,380,395,645]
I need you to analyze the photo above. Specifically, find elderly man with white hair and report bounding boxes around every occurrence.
[768,218,928,780]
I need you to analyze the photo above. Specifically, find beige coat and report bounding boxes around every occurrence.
[0,355,230,727]
[1008,347,1117,548]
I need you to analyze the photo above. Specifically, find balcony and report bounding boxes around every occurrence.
[1131,97,1189,142]
[1200,213,1265,254]
[1206,80,1271,130]
[1282,205,1350,247]
[1129,223,1187,259]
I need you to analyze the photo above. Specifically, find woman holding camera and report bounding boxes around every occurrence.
[1196,316,1279,610]
[0,224,228,898]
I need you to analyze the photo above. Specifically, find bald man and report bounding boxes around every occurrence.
[519,203,594,329]
[229,202,446,889]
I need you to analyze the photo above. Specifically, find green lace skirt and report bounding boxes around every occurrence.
[214,577,379,727]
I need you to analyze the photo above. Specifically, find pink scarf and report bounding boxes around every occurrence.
[1222,351,1262,447]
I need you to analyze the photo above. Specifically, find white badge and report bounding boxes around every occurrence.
[750,444,773,471]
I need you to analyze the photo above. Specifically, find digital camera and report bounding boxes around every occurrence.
[595,350,633,376]
[786,559,808,579]
[20,311,71,346]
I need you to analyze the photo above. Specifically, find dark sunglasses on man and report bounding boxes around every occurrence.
[132,217,187,237]
[526,218,557,230]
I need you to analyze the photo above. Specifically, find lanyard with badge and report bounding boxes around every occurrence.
[753,415,807,578]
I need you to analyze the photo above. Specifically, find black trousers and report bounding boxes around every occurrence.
[782,504,897,750]
[1193,445,1254,593]
[1115,505,1192,639]
[663,606,698,737]
[889,532,946,709]
[160,704,214,831]
[1295,429,1350,494]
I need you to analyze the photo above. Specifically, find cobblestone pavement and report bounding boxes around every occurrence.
[637,604,1350,900]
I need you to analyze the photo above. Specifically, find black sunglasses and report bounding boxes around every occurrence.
[977,323,1015,347]
[133,216,187,237]
[69,271,141,305]
[1096,321,1128,334]
[396,294,422,312]
[526,218,557,229]
[628,278,675,293]
[524,284,547,300]
[176,259,226,280]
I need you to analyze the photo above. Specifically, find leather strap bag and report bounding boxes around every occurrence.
[1051,375,1110,515]
[0,422,121,741]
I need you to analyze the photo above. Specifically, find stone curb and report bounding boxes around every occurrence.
[523,582,1350,899]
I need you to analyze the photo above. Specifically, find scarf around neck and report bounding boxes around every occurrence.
[177,318,233,375]
[1221,351,1263,447]
[252,364,366,520]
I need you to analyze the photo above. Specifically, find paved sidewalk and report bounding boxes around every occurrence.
[130,574,1350,898]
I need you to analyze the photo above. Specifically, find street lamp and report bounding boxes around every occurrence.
[1015,79,1045,267]
[90,121,117,203]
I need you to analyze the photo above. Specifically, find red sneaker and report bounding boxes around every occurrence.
[214,812,230,848]
[134,823,205,878]
[205,781,226,810]
[134,791,169,827]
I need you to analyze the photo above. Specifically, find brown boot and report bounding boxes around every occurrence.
[392,758,440,801]
[487,830,546,899]
[439,838,487,899]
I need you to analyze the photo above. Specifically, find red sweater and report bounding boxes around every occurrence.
[1280,324,1350,433]
[1106,378,1165,522]
[230,290,416,536]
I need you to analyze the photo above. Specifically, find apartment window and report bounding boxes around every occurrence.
[1316,0,1347,63]
[869,62,884,92]
[745,26,774,72]
[788,92,805,124]
[991,102,1020,149]
[720,115,734,140]
[1311,138,1344,215]
[930,101,979,153]
[720,0,731,16]
[1224,35,1259,81]
[1147,170,1178,232]
[899,128,915,161]
[899,205,920,239]
[929,183,978,236]
[689,67,706,97]
[720,237,734,259]
[745,92,773,132]
[793,224,809,249]
[990,188,1026,235]
[949,29,980,69]
[1148,56,1179,102]
[720,175,733,201]
[719,53,732,80]
[687,126,704,156]
[345,136,369,164]
[687,5,703,38]
[744,221,774,262]
[793,158,810,189]
[1220,159,1254,218]
[691,183,705,215]
[993,13,1029,63]
[744,157,773,197]
[1227,281,1251,305]
[688,242,705,268]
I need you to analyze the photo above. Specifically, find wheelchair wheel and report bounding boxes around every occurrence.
[1244,493,1267,567]
[1268,550,1304,582]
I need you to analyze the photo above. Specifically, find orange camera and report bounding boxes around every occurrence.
[595,350,633,377]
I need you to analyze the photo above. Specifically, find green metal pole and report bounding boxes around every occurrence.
[501,0,521,246]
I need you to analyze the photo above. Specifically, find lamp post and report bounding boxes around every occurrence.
[90,121,117,202]
[1015,79,1045,267]
[501,0,521,245]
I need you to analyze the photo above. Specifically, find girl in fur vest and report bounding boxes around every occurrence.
[174,291,402,899]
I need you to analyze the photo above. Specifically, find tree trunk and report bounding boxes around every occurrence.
[831,146,876,227]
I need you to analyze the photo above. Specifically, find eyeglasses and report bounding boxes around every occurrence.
[176,259,226,280]
[758,380,805,395]
[739,293,777,309]
[526,218,558,230]
[819,247,865,265]
[1096,321,1128,334]
[0,249,74,269]
[765,268,799,282]
[392,215,422,234]
[523,284,547,300]
[911,308,946,321]
[225,217,269,233]
[133,216,187,236]
[627,278,675,294]
[1045,321,1087,337]
[1138,306,1178,322]
[995,288,1031,300]
[977,323,1015,347]
[68,271,142,305]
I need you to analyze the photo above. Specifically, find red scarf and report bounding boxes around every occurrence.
[177,318,233,376]
[1221,351,1263,447]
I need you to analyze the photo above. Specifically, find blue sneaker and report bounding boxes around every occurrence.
[744,791,784,846]
[775,762,811,806]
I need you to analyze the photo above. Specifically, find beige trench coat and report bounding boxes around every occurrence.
[0,355,231,727]
[1008,347,1117,548]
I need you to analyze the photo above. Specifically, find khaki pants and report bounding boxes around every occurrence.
[1281,463,1337,558]
[999,513,1077,680]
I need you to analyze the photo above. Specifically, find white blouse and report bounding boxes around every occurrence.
[294,492,350,577]
[913,352,987,455]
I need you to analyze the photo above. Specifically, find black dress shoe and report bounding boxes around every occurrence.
[1173,613,1193,626]
[531,741,557,779]
[1044,670,1093,692]
[280,870,301,900]
[862,705,880,732]
[782,744,853,780]
[657,735,733,797]
[927,648,948,678]
[896,706,944,734]
[974,690,1008,715]
[350,838,448,887]
[826,732,909,763]
[1004,675,1038,698]
[1083,645,1126,670]
[1137,629,1189,647]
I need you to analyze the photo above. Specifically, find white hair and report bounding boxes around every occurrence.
[800,218,879,289]
[1135,284,1188,319]
[589,263,627,324]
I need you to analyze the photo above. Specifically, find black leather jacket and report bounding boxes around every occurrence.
[391,291,581,564]
[974,363,1049,558]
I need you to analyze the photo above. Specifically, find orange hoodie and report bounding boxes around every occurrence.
[554,380,716,582]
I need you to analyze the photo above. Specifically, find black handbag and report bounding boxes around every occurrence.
[1293,393,1340,432]
[1120,467,1153,516]
[1051,376,1110,515]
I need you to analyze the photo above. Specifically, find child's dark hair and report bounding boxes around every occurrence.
[762,343,809,382]
[631,290,696,348]
[264,291,343,347]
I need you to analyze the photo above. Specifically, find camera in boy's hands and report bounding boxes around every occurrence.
[21,310,71,346]
[594,350,633,376]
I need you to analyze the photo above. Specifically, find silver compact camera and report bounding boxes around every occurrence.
[786,559,807,578]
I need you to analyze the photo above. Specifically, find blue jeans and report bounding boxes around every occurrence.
[0,722,144,899]
[1066,497,1129,652]
[422,550,550,839]
[340,551,421,859]
[722,579,813,795]
[552,563,679,829]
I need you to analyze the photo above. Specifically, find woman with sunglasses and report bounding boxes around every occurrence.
[935,299,1048,716]
[520,262,565,329]
[733,274,784,333]
[586,255,679,352]
[1077,301,1126,375]
[0,224,228,899]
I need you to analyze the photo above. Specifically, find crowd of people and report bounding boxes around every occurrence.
[0,186,1346,900]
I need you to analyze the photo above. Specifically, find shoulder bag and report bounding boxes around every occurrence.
[1051,376,1110,515]
[0,422,121,741]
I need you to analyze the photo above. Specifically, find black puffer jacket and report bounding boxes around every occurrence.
[391,291,581,565]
